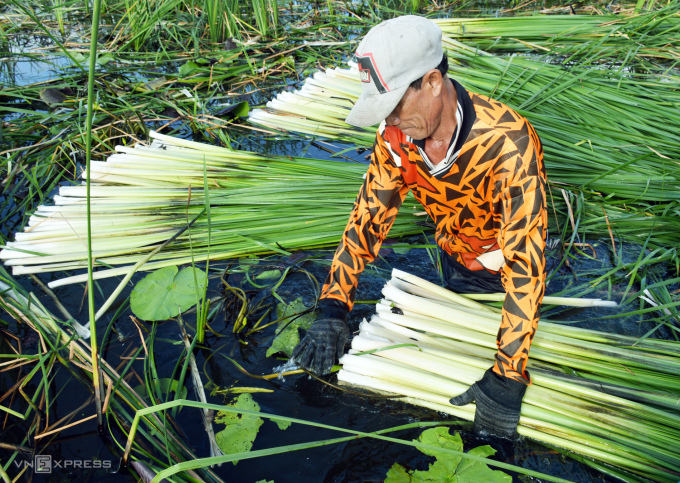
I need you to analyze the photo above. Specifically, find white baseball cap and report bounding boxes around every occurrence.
[345,15,444,128]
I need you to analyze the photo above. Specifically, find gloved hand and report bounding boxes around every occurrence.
[291,301,349,376]
[449,368,527,439]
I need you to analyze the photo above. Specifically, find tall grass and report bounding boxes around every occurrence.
[0,268,223,481]
[204,0,238,42]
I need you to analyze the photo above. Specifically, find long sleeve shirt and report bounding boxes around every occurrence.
[321,78,547,384]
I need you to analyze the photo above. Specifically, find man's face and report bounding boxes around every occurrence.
[385,78,440,140]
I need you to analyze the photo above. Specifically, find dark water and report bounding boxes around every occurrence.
[3,221,662,483]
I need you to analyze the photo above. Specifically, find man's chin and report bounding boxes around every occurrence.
[399,127,425,140]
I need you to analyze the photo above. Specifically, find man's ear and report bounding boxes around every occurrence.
[425,69,443,97]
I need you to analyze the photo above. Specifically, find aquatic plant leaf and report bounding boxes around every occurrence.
[69,52,113,65]
[255,269,282,280]
[142,77,167,92]
[266,297,315,357]
[385,427,510,483]
[266,326,297,357]
[40,88,67,106]
[179,61,199,76]
[390,243,413,254]
[130,266,207,321]
[418,427,463,472]
[97,53,114,65]
[385,464,411,482]
[214,394,264,465]
[215,101,250,119]
[453,444,510,483]
[273,418,291,430]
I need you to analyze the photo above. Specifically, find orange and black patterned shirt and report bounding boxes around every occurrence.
[321,79,547,384]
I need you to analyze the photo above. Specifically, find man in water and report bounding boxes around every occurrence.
[292,15,547,439]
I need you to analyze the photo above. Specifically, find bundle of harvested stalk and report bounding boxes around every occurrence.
[338,269,680,483]
[432,5,680,65]
[0,131,425,287]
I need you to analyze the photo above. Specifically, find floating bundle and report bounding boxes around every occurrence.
[0,132,426,287]
[338,269,680,482]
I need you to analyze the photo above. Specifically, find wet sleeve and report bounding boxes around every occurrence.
[320,133,410,311]
[493,142,547,384]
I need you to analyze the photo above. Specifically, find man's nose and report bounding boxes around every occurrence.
[385,111,400,126]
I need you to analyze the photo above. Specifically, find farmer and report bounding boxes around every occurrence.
[292,15,547,439]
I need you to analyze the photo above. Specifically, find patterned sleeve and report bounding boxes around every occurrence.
[493,132,548,384]
[320,132,410,311]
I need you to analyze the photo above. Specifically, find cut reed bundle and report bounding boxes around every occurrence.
[338,269,680,483]
[0,131,425,287]
[433,5,680,65]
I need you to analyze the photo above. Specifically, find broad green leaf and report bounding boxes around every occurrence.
[266,324,300,358]
[384,427,510,483]
[67,53,112,65]
[466,445,496,458]
[40,88,67,106]
[96,53,114,65]
[179,61,199,77]
[454,445,510,483]
[255,269,281,281]
[231,101,249,118]
[142,77,167,91]
[385,464,412,483]
[411,460,449,481]
[418,426,463,473]
[130,266,207,321]
[266,297,315,357]
[391,243,413,254]
[215,101,250,119]
[273,418,291,430]
[214,394,264,465]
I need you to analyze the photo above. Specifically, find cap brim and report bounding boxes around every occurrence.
[345,84,409,128]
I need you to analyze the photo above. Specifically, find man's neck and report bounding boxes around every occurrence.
[424,78,458,165]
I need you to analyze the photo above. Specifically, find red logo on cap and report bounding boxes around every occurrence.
[357,53,389,94]
[359,65,371,83]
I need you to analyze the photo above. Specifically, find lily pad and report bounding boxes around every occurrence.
[40,88,67,106]
[214,394,264,465]
[179,61,199,77]
[385,427,511,483]
[214,101,249,119]
[273,418,291,430]
[266,297,315,357]
[130,266,207,321]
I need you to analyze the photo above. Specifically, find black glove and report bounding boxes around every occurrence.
[291,300,349,376]
[449,368,527,439]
